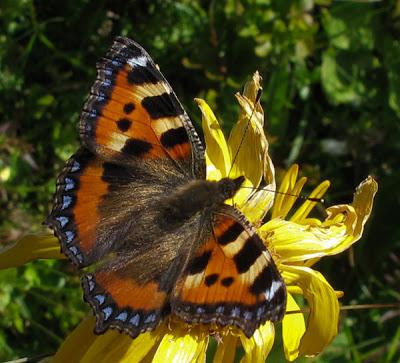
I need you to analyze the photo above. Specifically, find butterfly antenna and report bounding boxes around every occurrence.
[239,185,325,204]
[285,302,400,315]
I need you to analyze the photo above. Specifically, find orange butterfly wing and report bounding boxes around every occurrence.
[171,207,286,337]
[46,37,205,267]
[80,37,205,178]
[82,270,170,337]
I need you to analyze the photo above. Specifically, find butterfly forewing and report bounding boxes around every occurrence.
[80,36,205,179]
[171,206,286,337]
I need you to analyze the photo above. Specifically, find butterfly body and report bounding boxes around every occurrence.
[47,37,286,339]
[158,176,245,229]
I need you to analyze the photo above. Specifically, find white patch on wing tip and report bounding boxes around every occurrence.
[265,279,282,300]
[127,56,148,68]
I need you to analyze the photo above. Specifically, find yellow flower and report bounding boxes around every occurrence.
[0,72,377,362]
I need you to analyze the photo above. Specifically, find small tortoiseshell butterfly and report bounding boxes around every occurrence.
[46,37,286,338]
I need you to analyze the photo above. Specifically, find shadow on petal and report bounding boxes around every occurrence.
[239,322,274,363]
[53,317,164,363]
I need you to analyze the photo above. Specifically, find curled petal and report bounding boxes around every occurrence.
[282,293,306,361]
[152,325,208,363]
[261,177,378,263]
[281,265,339,357]
[240,321,274,362]
[261,218,348,263]
[0,233,63,269]
[228,72,267,193]
[346,176,378,242]
[195,98,231,181]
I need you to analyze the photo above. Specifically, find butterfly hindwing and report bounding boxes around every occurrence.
[171,206,286,337]
[81,211,205,338]
[80,36,205,179]
[82,270,169,337]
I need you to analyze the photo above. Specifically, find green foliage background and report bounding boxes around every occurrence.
[1,0,400,361]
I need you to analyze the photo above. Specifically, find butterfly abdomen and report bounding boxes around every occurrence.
[158,176,245,229]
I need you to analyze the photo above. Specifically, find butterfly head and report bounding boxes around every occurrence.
[216,176,245,201]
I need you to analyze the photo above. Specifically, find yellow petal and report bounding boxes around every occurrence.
[347,176,378,241]
[282,293,306,361]
[261,218,346,263]
[0,233,64,269]
[311,176,377,257]
[240,321,274,363]
[195,98,231,181]
[272,165,303,219]
[240,185,275,225]
[261,177,378,262]
[290,180,331,223]
[214,334,239,363]
[228,72,268,191]
[239,137,276,223]
[152,325,208,363]
[281,265,340,357]
[271,165,330,222]
[279,176,308,220]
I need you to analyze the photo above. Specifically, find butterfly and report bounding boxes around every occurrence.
[46,36,286,338]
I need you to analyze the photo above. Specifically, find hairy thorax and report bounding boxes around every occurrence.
[158,176,245,229]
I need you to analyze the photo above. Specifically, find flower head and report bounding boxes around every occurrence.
[1,72,377,362]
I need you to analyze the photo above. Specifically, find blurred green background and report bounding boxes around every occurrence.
[1,0,400,361]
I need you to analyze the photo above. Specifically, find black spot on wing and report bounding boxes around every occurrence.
[141,93,184,119]
[187,251,212,275]
[221,276,234,287]
[217,222,244,246]
[123,102,135,114]
[121,138,152,157]
[117,118,132,132]
[249,266,271,295]
[233,236,263,273]
[160,127,189,149]
[127,65,163,85]
[205,274,219,287]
